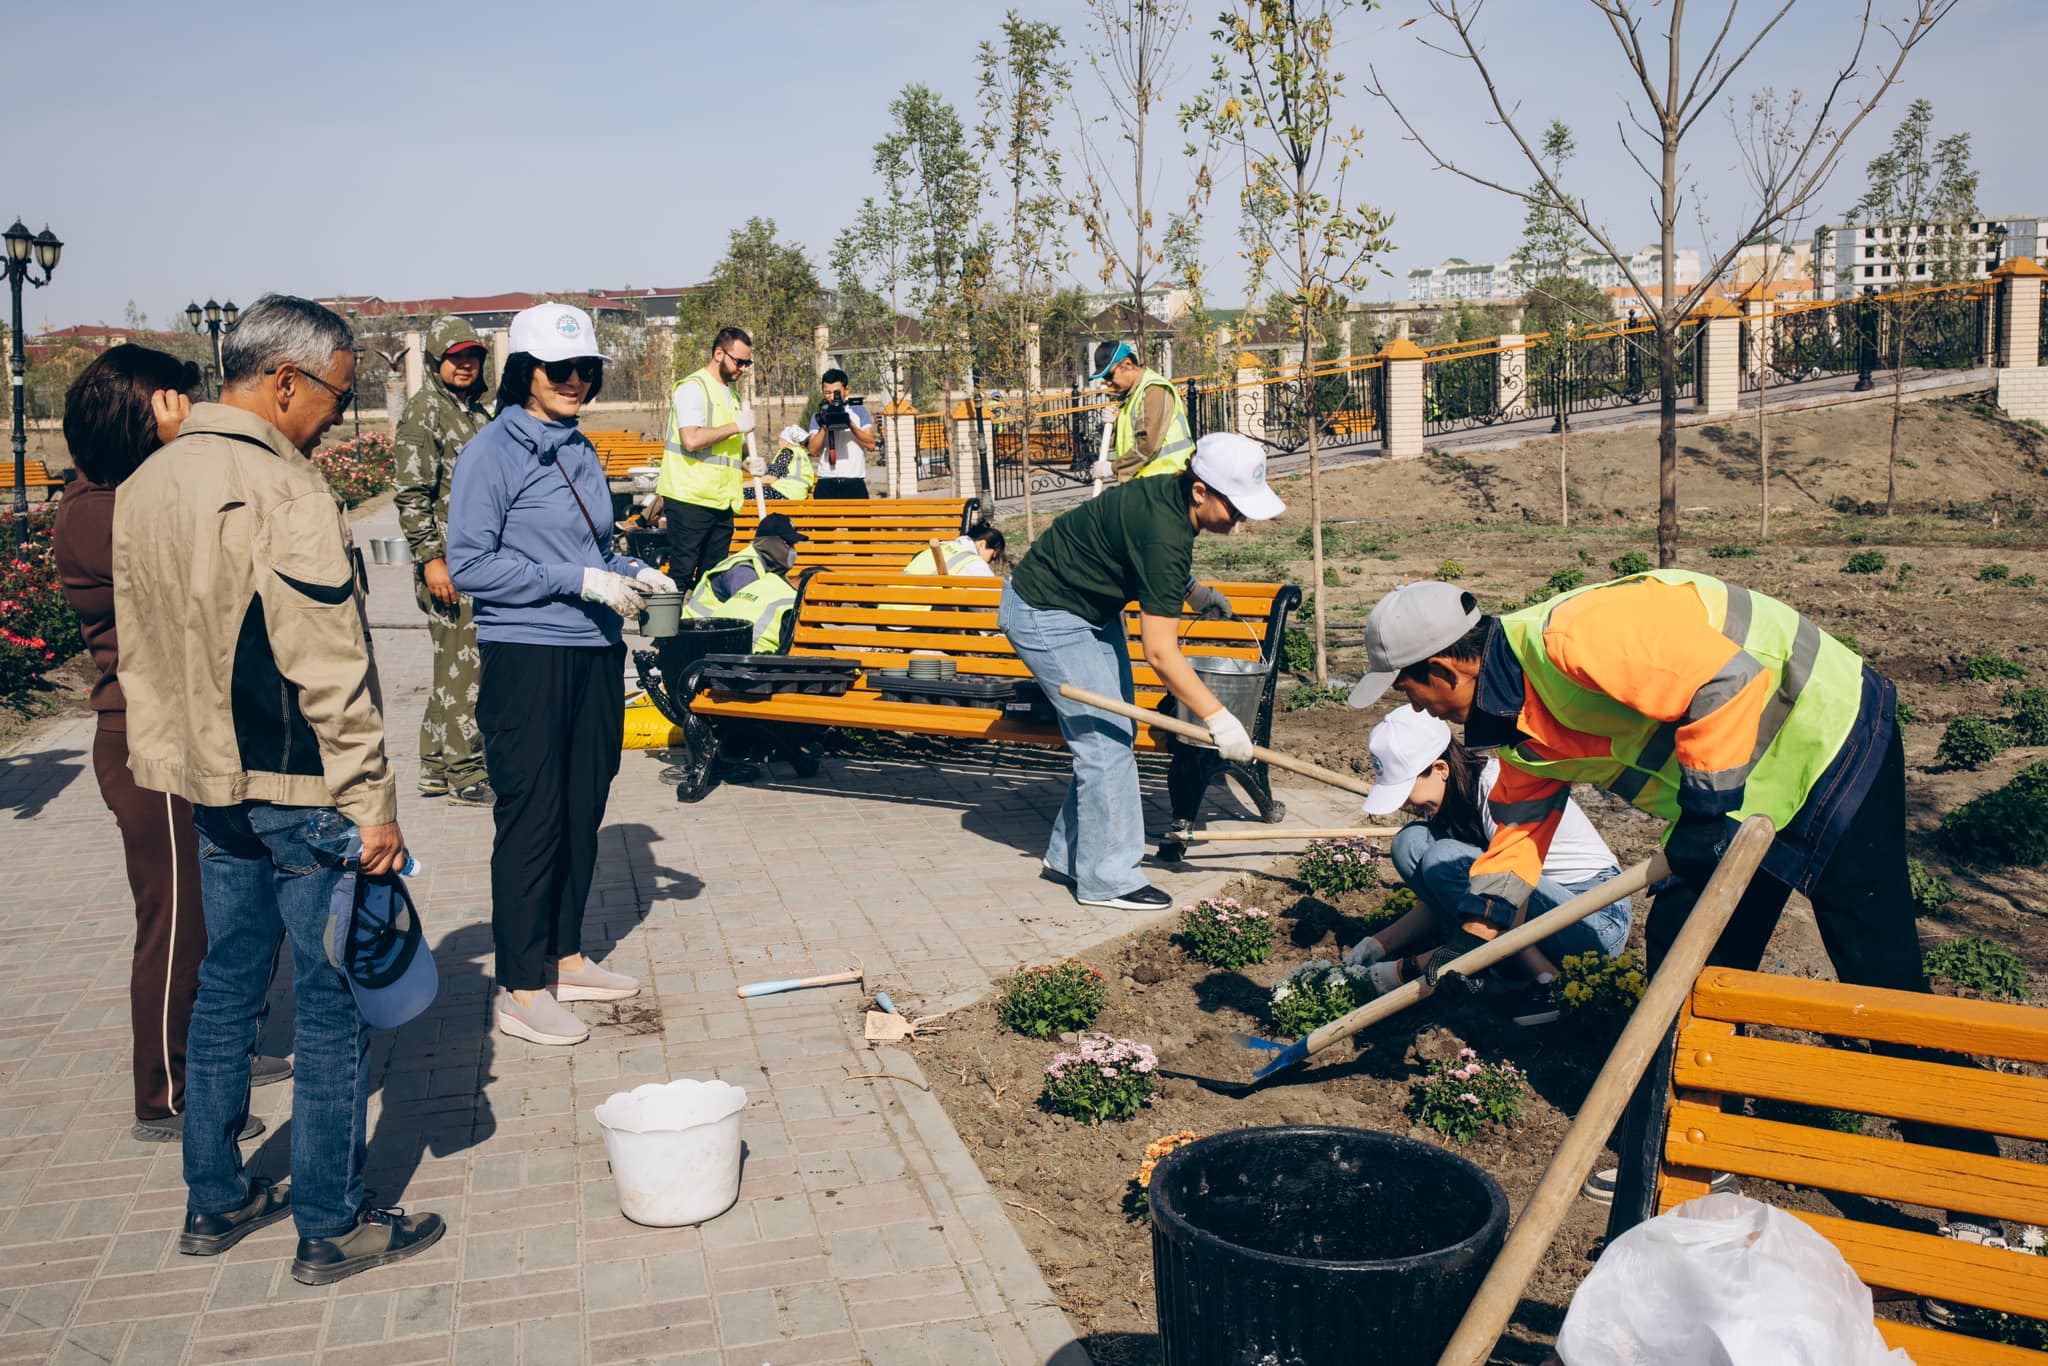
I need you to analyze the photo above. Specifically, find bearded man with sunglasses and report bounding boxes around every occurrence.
[659,326,759,588]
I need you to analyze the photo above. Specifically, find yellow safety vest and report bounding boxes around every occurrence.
[1115,369,1194,478]
[767,442,815,501]
[659,367,746,511]
[681,547,796,653]
[898,538,989,613]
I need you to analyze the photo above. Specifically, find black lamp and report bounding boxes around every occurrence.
[2,220,29,265]
[31,228,60,273]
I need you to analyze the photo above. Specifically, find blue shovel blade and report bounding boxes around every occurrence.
[1250,1038,1309,1081]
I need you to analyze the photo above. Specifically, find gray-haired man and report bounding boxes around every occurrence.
[114,293,445,1285]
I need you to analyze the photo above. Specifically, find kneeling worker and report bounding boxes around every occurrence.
[765,425,815,502]
[906,520,1006,578]
[1003,432,1284,910]
[682,511,807,654]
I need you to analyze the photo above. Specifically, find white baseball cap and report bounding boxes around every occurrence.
[507,302,611,363]
[1189,432,1285,521]
[1348,580,1482,708]
[1360,706,1453,816]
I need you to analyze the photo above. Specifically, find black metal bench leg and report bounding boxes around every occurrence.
[1225,759,1287,824]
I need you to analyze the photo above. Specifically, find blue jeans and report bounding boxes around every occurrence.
[188,802,370,1239]
[1390,823,1632,966]
[999,584,1147,902]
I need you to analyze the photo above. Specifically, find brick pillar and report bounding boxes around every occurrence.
[1495,335,1528,418]
[1376,338,1426,459]
[813,324,830,383]
[487,329,510,390]
[1026,323,1042,394]
[1740,281,1771,381]
[1231,351,1265,444]
[1339,315,1355,357]
[1993,257,2047,421]
[950,395,982,499]
[1693,297,1742,416]
[403,330,425,399]
[882,398,918,498]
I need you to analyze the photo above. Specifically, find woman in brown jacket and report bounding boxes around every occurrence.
[54,345,287,1142]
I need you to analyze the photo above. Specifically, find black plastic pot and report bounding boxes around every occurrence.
[655,619,753,681]
[1149,1126,1507,1366]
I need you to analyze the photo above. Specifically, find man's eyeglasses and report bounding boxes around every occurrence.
[541,357,603,385]
[720,351,754,370]
[269,365,355,416]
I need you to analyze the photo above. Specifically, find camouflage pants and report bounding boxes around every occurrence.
[418,579,485,786]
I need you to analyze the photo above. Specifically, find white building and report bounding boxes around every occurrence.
[1812,214,2046,299]
[1406,245,1700,303]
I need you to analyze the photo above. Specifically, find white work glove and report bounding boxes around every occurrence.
[634,566,677,593]
[1343,935,1388,967]
[743,453,767,477]
[1203,708,1255,763]
[780,424,808,446]
[1090,458,1114,481]
[580,567,648,618]
[733,407,757,435]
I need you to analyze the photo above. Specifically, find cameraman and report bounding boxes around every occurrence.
[805,368,876,500]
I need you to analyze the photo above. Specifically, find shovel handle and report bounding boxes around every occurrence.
[1189,826,1406,843]
[1297,853,1666,1060]
[1056,683,1375,798]
[736,967,863,999]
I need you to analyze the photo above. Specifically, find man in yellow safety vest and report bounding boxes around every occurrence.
[660,326,759,589]
[680,511,807,654]
[1089,340,1193,479]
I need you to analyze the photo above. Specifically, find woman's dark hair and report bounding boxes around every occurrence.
[968,519,1008,569]
[62,344,202,486]
[1426,735,1492,848]
[494,352,605,416]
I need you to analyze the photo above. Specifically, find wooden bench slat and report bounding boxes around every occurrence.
[1780,1210,2048,1319]
[687,689,1166,749]
[1690,969,2048,1064]
[1673,1027,2048,1140]
[1877,1319,2048,1364]
[1665,1100,2048,1224]
[791,624,1262,661]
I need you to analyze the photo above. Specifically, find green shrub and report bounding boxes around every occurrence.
[1893,699,1917,725]
[1284,683,1348,712]
[1980,563,2012,582]
[1843,550,1888,575]
[1922,936,2029,1001]
[2002,686,2048,745]
[1832,631,1861,654]
[311,431,396,508]
[1609,550,1652,576]
[998,959,1107,1039]
[1438,558,1465,580]
[1963,652,2028,682]
[1708,544,1756,559]
[1546,567,1587,594]
[1295,837,1382,896]
[1936,716,2007,770]
[1177,896,1274,970]
[0,510,82,699]
[1364,885,1418,931]
[1268,962,1373,1038]
[1322,565,1340,587]
[1555,952,1646,1038]
[1940,761,2048,866]
[2015,573,2038,588]
[1281,627,1316,675]
[1410,1049,1528,1144]
[1041,1034,1157,1123]
[1907,857,1958,917]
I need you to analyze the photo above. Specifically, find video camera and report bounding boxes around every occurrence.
[815,395,866,431]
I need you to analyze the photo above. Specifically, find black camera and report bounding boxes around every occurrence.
[816,395,864,431]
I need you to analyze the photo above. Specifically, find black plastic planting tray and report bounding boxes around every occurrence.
[697,654,861,697]
[1004,678,1058,723]
[875,671,1020,708]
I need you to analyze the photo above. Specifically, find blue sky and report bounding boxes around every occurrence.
[13,0,2041,331]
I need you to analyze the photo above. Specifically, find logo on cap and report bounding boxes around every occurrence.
[556,315,580,337]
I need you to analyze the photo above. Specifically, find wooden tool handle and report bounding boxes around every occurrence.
[1188,826,1406,843]
[1056,683,1375,798]
[1437,817,1774,1366]
[1298,854,1664,1060]
[735,967,863,999]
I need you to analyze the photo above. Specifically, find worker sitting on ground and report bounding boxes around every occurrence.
[681,511,807,654]
[1341,706,1632,1028]
[1349,572,2004,1250]
[764,424,815,501]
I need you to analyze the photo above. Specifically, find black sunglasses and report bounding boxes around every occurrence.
[719,351,754,370]
[269,365,355,416]
[541,358,603,385]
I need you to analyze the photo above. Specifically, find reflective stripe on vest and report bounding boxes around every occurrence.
[769,442,814,500]
[680,547,794,652]
[1114,370,1194,477]
[905,541,982,576]
[1494,569,1862,830]
[658,368,746,510]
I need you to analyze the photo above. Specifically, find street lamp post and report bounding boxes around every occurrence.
[185,298,239,396]
[6,219,63,552]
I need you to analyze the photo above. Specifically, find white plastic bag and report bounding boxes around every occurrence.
[1556,1193,1911,1366]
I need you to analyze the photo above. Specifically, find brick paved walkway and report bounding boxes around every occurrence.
[0,504,1346,1366]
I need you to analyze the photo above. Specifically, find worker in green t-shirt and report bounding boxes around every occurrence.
[1001,432,1285,909]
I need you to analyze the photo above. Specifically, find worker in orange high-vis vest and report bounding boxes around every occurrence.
[1348,573,2003,1255]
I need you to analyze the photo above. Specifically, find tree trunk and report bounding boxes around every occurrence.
[1757,358,1770,539]
[1887,316,1904,517]
[1558,417,1569,529]
[1657,321,1680,567]
[1016,208,1036,540]
[1299,207,1327,688]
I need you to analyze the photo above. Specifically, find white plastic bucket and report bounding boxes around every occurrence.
[594,1079,748,1227]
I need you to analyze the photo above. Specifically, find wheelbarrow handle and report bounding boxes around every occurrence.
[1056,683,1375,799]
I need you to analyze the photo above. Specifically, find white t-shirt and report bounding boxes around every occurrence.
[671,374,736,431]
[1476,758,1620,886]
[809,403,874,480]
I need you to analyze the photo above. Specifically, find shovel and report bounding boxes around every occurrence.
[1055,683,1376,798]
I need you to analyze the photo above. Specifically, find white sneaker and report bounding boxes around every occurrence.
[555,962,640,1002]
[1581,1167,1737,1205]
[497,990,589,1046]
[1924,1222,2007,1325]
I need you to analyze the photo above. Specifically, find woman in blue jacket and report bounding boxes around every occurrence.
[447,304,675,1048]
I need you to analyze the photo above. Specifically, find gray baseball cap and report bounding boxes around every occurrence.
[1348,581,1482,708]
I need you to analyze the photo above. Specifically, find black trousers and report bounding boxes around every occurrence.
[813,477,870,500]
[666,502,733,589]
[478,640,625,991]
[1607,725,2000,1234]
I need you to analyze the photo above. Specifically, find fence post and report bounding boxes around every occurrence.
[883,397,918,498]
[1185,377,1202,440]
[1375,338,1427,459]
[1992,257,2047,422]
[1232,352,1266,445]
[1740,282,1771,382]
[1495,335,1527,419]
[1693,297,1742,417]
[1854,295,1877,391]
[403,330,425,400]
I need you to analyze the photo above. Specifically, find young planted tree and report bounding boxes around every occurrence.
[1187,0,1396,687]
[978,11,1073,536]
[1851,98,1980,515]
[883,85,988,444]
[672,217,825,401]
[833,157,920,409]
[1374,0,1958,567]
[1071,0,1200,357]
[1515,119,1599,527]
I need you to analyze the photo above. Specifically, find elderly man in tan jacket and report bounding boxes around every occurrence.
[114,293,443,1287]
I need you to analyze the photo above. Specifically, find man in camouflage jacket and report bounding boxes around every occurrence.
[393,316,493,804]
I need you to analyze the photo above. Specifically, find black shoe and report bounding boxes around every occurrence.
[1078,884,1174,911]
[1500,981,1561,1028]
[178,1178,291,1256]
[447,780,495,808]
[252,1053,292,1087]
[416,775,448,799]
[291,1205,447,1286]
[711,756,760,783]
[133,1111,266,1144]
[1155,820,1195,863]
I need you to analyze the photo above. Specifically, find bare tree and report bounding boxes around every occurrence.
[1372,0,1958,567]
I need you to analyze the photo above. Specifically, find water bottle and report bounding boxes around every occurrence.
[307,809,422,877]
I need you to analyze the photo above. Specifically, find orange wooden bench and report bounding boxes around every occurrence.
[1655,968,2048,1362]
[634,570,1301,811]
[17,459,66,500]
[728,499,980,574]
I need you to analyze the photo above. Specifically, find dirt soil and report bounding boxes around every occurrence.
[940,388,2048,1362]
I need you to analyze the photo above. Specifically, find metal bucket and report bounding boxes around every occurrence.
[1182,617,1267,749]
[638,591,685,638]
[365,538,391,565]
[380,537,413,565]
